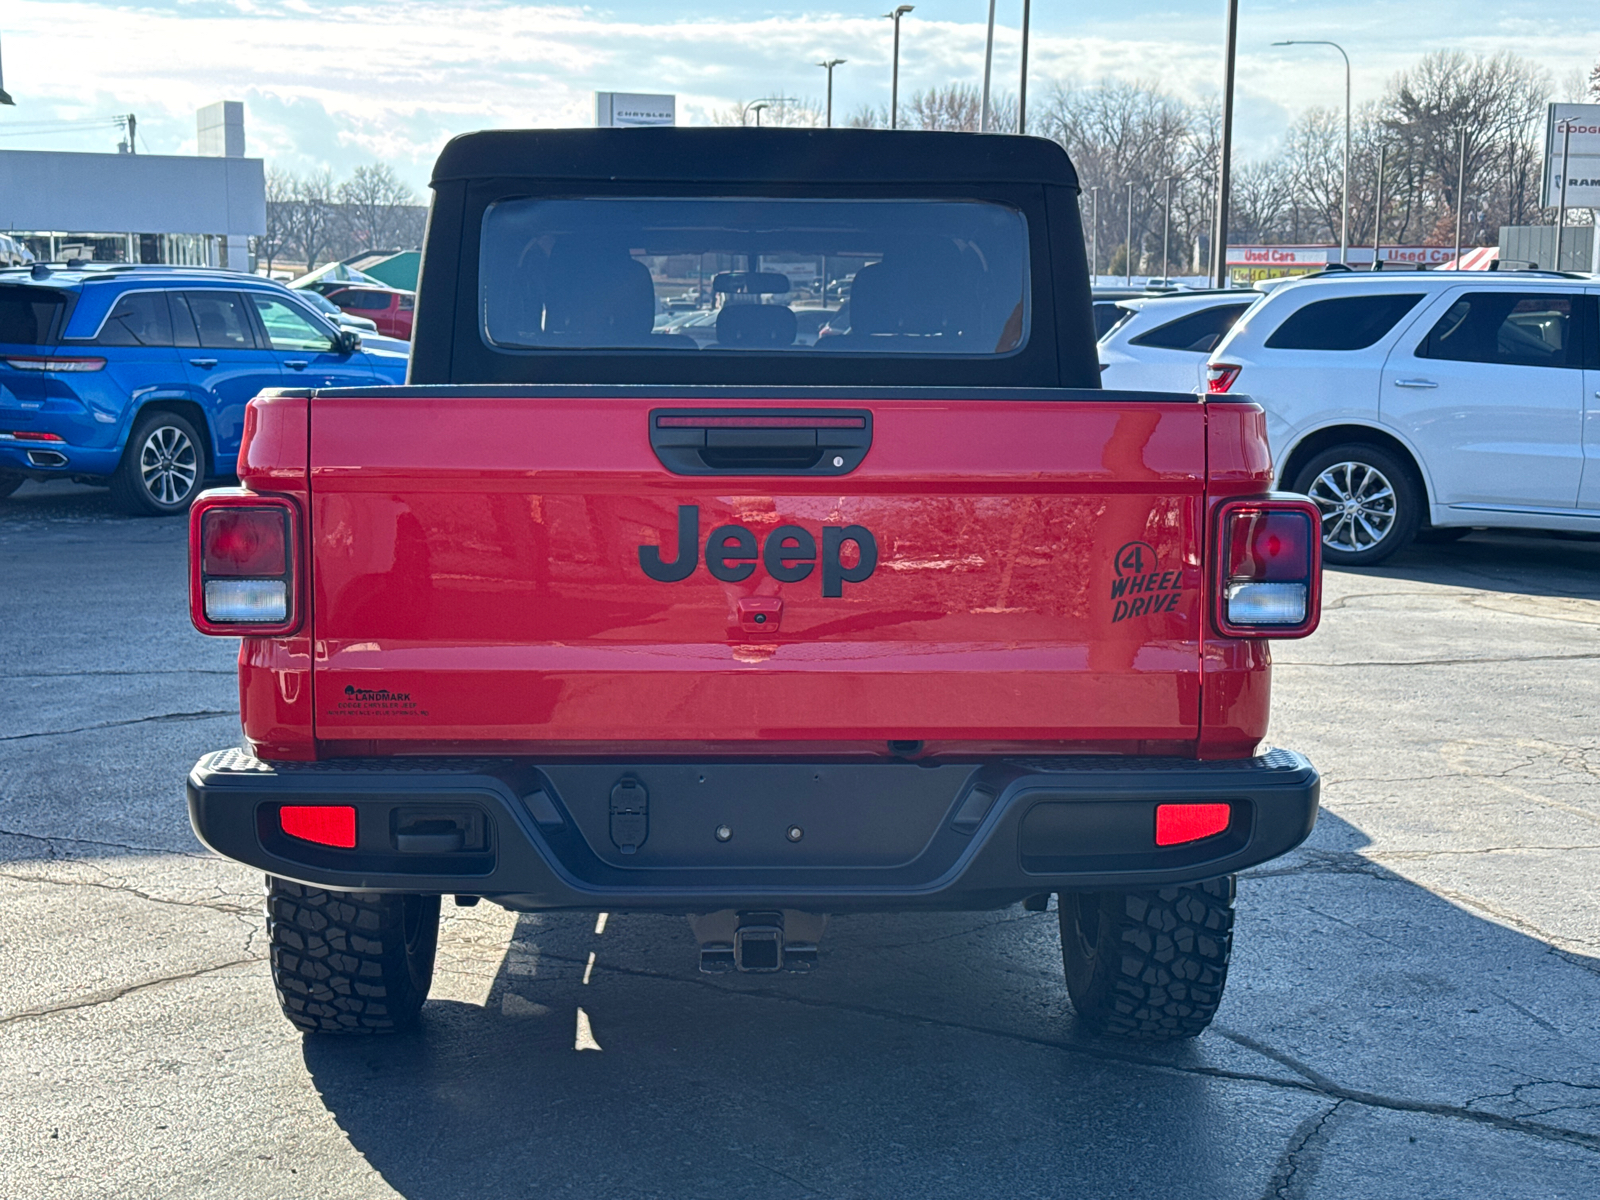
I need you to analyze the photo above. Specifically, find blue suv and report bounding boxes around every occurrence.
[0,265,408,514]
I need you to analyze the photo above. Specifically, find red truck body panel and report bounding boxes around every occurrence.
[285,395,1209,753]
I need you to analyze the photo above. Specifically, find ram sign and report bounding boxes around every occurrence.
[1542,103,1600,209]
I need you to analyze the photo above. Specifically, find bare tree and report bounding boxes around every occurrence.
[289,169,337,272]
[845,104,887,129]
[261,168,297,274]
[714,95,825,128]
[904,84,1017,133]
[336,163,418,253]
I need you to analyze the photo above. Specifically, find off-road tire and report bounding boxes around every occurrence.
[266,877,440,1034]
[109,410,206,515]
[1291,442,1422,567]
[1060,876,1235,1041]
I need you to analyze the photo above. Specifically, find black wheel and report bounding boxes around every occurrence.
[0,472,23,499]
[265,877,440,1035]
[1060,877,1235,1041]
[1292,443,1422,566]
[110,410,205,515]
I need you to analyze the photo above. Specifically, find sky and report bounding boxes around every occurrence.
[0,1,1596,194]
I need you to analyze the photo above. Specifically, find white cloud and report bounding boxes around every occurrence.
[0,1,1594,191]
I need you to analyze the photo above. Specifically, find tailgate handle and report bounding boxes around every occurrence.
[650,409,872,476]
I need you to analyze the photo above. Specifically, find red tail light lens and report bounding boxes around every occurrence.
[189,492,300,636]
[1206,363,1241,393]
[1215,498,1321,637]
[201,509,286,576]
[4,355,106,372]
[1155,803,1231,846]
[279,805,357,848]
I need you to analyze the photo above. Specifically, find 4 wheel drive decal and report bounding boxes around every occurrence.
[639,505,878,597]
[1111,540,1187,623]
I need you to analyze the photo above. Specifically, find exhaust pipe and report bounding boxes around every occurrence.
[27,449,67,467]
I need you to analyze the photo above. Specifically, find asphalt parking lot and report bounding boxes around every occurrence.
[3,478,1599,1199]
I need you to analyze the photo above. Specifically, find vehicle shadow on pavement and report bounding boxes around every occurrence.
[1337,530,1600,601]
[300,811,1600,1200]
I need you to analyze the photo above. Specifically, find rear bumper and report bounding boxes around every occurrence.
[187,748,1319,911]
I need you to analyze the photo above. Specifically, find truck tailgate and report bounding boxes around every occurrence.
[308,394,1206,750]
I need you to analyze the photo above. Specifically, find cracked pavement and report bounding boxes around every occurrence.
[3,481,1600,1199]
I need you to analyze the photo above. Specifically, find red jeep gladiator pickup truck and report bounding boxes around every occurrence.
[186,129,1321,1041]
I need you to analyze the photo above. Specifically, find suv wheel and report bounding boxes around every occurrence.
[1060,877,1235,1041]
[266,877,440,1034]
[110,411,205,515]
[1293,443,1422,566]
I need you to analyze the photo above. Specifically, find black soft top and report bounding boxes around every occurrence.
[430,128,1080,190]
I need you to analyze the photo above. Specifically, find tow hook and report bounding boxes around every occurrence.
[688,910,828,973]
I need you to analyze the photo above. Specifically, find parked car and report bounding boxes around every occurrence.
[324,286,414,340]
[0,264,407,512]
[0,234,33,267]
[1099,291,1259,393]
[1090,285,1176,340]
[1206,269,1600,564]
[299,289,379,334]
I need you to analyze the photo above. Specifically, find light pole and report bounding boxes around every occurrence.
[1371,145,1385,270]
[1275,39,1350,265]
[884,6,914,130]
[751,102,769,128]
[980,0,997,132]
[1555,118,1574,270]
[739,97,783,127]
[1453,128,1466,270]
[1125,181,1136,284]
[1213,0,1239,287]
[1089,186,1100,282]
[818,59,846,128]
[1018,0,1031,135]
[1162,176,1174,280]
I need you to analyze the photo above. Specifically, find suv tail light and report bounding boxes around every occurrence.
[1214,497,1321,637]
[4,355,106,373]
[189,491,300,636]
[1206,363,1241,393]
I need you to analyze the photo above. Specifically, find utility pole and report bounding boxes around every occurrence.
[980,0,997,132]
[818,59,846,128]
[1453,129,1466,270]
[0,34,14,106]
[1018,0,1031,134]
[1126,181,1135,285]
[1212,0,1239,287]
[885,6,914,130]
[1555,119,1573,271]
[127,113,137,154]
[1370,146,1385,270]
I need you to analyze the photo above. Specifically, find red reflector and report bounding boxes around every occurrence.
[279,805,357,848]
[1155,803,1231,846]
[2,429,66,442]
[656,415,865,429]
[1226,510,1312,582]
[201,508,286,577]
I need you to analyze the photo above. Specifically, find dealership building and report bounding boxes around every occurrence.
[0,101,264,268]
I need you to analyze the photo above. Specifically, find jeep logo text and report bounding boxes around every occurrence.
[638,505,878,597]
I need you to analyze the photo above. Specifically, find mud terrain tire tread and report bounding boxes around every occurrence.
[265,877,439,1034]
[1060,876,1234,1041]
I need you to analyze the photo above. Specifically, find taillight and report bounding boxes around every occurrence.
[4,356,106,372]
[0,430,66,442]
[279,805,357,848]
[189,491,299,636]
[1214,497,1321,637]
[1206,363,1241,393]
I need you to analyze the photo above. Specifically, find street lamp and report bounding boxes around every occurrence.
[884,6,913,130]
[750,102,770,128]
[1089,186,1100,282]
[739,97,784,127]
[1275,39,1350,265]
[1213,0,1239,287]
[818,59,846,128]
[1018,0,1031,134]
[980,0,997,132]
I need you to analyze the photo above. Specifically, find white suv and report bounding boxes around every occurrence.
[1099,291,1259,393]
[1206,270,1599,564]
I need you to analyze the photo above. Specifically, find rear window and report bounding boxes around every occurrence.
[1264,293,1423,351]
[0,286,67,345]
[1129,302,1251,353]
[331,289,392,311]
[93,291,174,347]
[1419,292,1583,369]
[478,197,1030,356]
